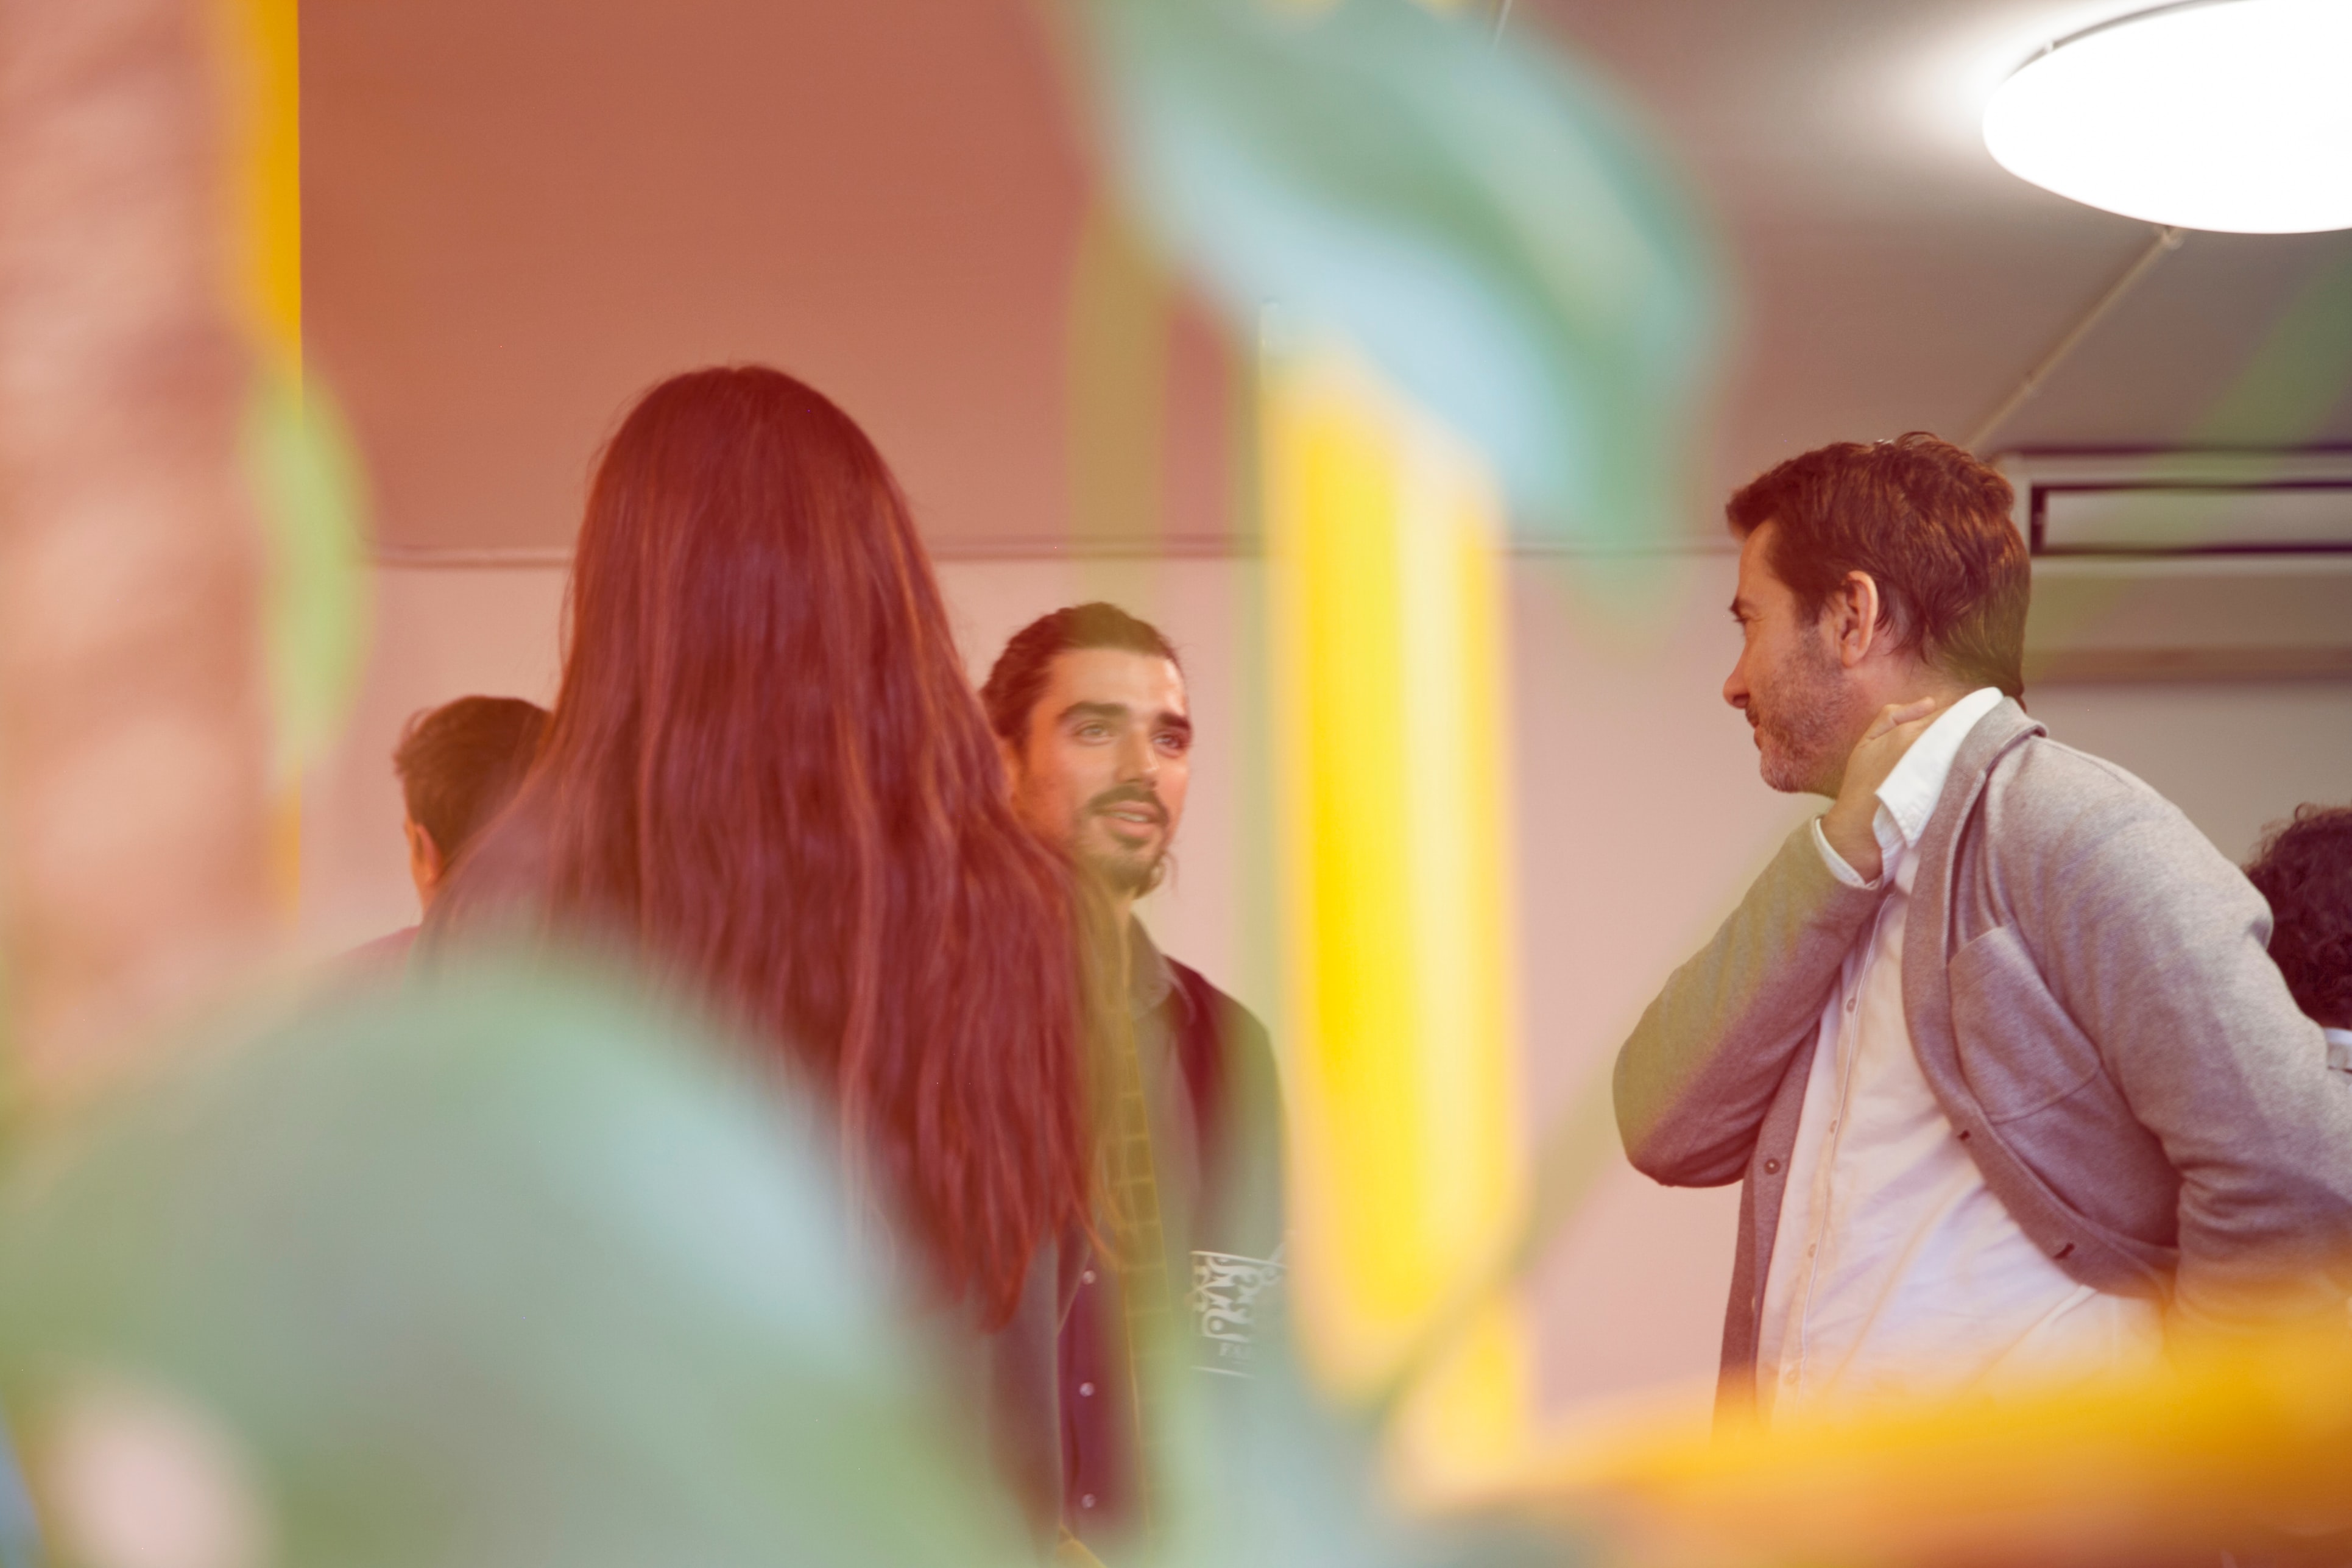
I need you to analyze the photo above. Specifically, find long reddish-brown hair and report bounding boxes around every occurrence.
[445,365,1095,1324]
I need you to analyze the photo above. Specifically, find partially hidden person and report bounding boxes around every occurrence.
[983,604,1285,1557]
[1613,433,2352,1427]
[345,694,547,973]
[2245,803,2352,1079]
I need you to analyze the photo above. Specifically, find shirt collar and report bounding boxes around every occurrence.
[1128,917,1176,1018]
[2325,1026,2352,1073]
[1874,686,2006,852]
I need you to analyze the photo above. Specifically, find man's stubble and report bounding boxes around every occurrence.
[1074,783,1170,898]
[1754,633,1866,797]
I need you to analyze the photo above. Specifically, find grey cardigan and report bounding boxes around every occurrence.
[1615,699,2352,1410]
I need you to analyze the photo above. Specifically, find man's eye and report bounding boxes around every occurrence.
[1075,724,1111,741]
[1156,733,1190,753]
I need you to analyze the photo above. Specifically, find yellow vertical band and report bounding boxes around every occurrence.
[224,0,301,381]
[219,0,303,915]
[1265,337,1528,1469]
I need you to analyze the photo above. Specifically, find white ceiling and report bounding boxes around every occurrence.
[308,0,2352,553]
[1526,0,2352,500]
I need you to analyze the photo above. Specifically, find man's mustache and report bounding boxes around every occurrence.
[1085,785,1167,826]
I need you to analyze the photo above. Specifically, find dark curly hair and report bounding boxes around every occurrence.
[2245,803,2352,1029]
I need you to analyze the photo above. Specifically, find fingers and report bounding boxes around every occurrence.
[1888,697,1937,725]
[1865,697,1939,740]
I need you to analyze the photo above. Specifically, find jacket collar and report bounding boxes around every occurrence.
[1944,695,2044,794]
[1876,687,2008,855]
[1909,694,2041,967]
[1128,917,1180,1021]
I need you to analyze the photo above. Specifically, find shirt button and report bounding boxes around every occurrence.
[1081,1270,1096,1285]
[1080,1494,1097,1511]
[1845,996,1857,1013]
[1078,1382,1095,1397]
[1807,1244,1817,1257]
[1764,1159,1782,1174]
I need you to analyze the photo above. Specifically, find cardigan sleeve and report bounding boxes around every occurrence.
[1615,823,1885,1187]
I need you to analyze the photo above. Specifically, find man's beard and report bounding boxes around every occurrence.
[1752,636,1863,796]
[1085,844,1167,897]
[1076,785,1169,896]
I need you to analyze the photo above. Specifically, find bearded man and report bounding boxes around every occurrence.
[1616,434,2352,1425]
[983,602,1283,1558]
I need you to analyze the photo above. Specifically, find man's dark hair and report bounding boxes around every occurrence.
[1727,432,2030,696]
[2245,803,2352,1029]
[393,696,548,866]
[981,602,1182,743]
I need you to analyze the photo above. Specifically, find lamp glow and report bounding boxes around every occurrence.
[1983,0,2352,233]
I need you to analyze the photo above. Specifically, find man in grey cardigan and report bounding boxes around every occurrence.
[1616,433,2352,1425]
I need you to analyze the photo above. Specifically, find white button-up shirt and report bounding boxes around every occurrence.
[1754,687,2164,1421]
[2325,1027,2352,1078]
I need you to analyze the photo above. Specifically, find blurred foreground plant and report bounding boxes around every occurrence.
[1057,0,1718,549]
[0,960,1582,1568]
[0,964,1033,1568]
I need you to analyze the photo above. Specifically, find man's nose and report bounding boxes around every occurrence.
[1722,659,1749,711]
[1116,730,1159,780]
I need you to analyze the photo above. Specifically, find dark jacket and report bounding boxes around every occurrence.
[1050,931,1285,1550]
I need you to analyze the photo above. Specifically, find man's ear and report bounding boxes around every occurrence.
[996,734,1025,788]
[1831,571,1884,669]
[405,818,446,905]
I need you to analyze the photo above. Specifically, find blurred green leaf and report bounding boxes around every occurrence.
[0,961,1032,1568]
[0,956,1596,1567]
[1062,0,1720,546]
[244,366,372,781]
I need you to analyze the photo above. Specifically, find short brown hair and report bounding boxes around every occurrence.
[1728,433,2030,696]
[392,695,548,866]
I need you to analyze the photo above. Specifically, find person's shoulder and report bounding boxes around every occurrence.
[1985,727,2240,897]
[317,925,418,1002]
[344,925,420,972]
[2005,729,2163,798]
[1991,729,2183,839]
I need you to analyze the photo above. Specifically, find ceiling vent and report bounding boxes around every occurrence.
[1996,451,2352,682]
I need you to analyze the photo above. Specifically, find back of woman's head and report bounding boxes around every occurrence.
[472,365,1092,1323]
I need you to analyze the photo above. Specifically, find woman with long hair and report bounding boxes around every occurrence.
[435,366,1099,1348]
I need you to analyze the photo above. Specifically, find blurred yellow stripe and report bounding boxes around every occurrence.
[222,0,302,381]
[1264,338,1527,1464]
[218,0,304,913]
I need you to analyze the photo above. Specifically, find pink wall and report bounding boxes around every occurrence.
[304,0,1112,556]
[305,548,2352,1425]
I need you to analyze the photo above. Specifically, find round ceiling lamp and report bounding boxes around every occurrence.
[1983,0,2352,233]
